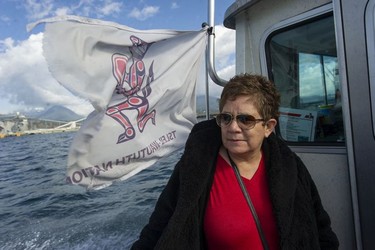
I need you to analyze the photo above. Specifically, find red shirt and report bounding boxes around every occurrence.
[204,153,280,250]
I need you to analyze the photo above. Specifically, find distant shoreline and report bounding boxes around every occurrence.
[0,127,79,139]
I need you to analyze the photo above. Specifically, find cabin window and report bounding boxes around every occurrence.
[266,15,344,143]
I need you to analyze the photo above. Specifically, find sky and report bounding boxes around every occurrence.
[0,0,236,116]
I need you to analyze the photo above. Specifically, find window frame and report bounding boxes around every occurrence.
[259,4,345,146]
[365,0,375,139]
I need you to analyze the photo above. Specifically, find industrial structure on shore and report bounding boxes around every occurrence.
[0,112,84,138]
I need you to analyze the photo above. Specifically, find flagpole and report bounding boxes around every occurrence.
[207,0,228,87]
[205,49,210,120]
[203,0,228,120]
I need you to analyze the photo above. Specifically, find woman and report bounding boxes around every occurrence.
[131,74,339,249]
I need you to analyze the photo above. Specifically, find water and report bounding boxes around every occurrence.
[0,132,179,249]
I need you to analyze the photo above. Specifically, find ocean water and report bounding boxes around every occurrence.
[0,132,179,249]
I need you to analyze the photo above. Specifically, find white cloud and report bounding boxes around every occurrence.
[55,7,70,16]
[99,1,122,16]
[25,0,54,20]
[214,25,236,69]
[171,2,179,9]
[0,37,15,52]
[128,6,160,21]
[0,33,92,115]
[23,0,123,22]
[217,64,236,81]
[1,15,11,23]
[212,25,236,80]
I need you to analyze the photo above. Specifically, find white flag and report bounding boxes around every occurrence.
[35,16,207,189]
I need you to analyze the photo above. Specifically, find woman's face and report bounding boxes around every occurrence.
[220,95,275,158]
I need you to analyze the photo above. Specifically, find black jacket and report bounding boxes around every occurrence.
[132,119,339,249]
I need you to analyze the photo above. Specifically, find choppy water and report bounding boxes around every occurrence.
[0,132,179,249]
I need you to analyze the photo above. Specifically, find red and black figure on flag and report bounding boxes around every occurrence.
[106,35,156,144]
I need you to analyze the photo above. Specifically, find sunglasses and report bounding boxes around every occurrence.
[216,113,264,130]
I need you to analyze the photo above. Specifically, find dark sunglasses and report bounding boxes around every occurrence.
[216,113,264,130]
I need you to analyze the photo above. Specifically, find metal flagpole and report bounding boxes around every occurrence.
[205,44,211,120]
[203,0,228,120]
[207,0,227,87]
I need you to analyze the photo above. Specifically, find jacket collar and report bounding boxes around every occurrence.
[263,133,297,241]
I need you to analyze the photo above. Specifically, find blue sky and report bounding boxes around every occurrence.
[0,0,235,115]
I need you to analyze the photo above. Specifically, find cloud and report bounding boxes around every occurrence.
[0,33,92,115]
[98,1,122,16]
[212,25,236,80]
[214,25,236,69]
[25,0,54,20]
[54,7,70,16]
[0,37,15,52]
[171,2,179,9]
[128,6,160,21]
[1,15,11,23]
[23,0,123,21]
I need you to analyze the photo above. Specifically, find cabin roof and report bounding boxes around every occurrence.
[223,0,260,29]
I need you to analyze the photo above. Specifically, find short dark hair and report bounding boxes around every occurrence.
[219,73,280,121]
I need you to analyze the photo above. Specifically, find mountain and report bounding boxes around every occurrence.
[34,105,84,122]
